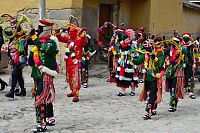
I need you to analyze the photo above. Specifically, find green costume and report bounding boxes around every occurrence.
[132,47,165,119]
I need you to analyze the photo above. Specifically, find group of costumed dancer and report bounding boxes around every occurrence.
[0,14,199,132]
[0,14,93,132]
[97,22,199,119]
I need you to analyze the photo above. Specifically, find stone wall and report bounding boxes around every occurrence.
[82,6,98,39]
[17,8,82,23]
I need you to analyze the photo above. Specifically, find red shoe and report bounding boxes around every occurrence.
[67,93,74,97]
[72,97,79,102]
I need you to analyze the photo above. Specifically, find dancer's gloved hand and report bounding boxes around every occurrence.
[193,64,196,69]
[151,54,155,60]
[29,29,36,36]
[183,63,186,68]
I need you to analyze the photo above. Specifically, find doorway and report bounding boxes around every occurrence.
[99,4,113,42]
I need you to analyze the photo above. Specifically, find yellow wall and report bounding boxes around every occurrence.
[2,0,200,34]
[83,0,98,9]
[0,0,83,16]
[183,6,200,34]
[46,0,73,8]
[71,0,84,8]
[130,0,151,30]
[0,0,38,15]
[149,0,183,33]
[118,0,132,26]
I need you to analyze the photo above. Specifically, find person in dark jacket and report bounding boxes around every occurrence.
[0,26,8,91]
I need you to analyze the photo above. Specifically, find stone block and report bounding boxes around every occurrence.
[82,7,98,39]
[31,9,38,14]
[49,9,72,20]
[28,14,38,19]
[71,9,82,19]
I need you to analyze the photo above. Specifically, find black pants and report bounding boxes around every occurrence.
[10,64,25,93]
[0,78,4,83]
[184,65,194,92]
[145,80,157,112]
[81,60,89,84]
[167,77,178,107]
[167,77,177,96]
[109,54,115,79]
[0,78,6,86]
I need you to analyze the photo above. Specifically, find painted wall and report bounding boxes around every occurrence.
[130,0,151,30]
[119,0,131,27]
[83,0,98,9]
[1,0,200,35]
[149,0,183,33]
[71,0,84,8]
[82,0,99,39]
[0,0,80,15]
[183,7,200,35]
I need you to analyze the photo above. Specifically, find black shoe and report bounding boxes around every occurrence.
[0,81,8,91]
[14,89,20,93]
[15,90,26,96]
[139,80,143,83]
[168,107,176,112]
[117,92,126,97]
[130,91,135,96]
[83,83,88,88]
[32,125,47,132]
[46,118,55,126]
[152,110,157,116]
[143,114,151,120]
[189,93,195,99]
[5,92,14,98]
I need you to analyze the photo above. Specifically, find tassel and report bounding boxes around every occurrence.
[164,77,169,92]
[139,76,147,102]
[139,86,147,102]
[14,51,19,64]
[176,76,184,99]
[155,77,163,104]
[35,74,55,105]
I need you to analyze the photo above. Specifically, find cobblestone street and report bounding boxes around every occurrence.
[0,64,200,133]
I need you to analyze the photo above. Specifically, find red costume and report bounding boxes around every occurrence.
[57,27,87,102]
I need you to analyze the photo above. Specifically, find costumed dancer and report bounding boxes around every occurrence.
[0,26,8,91]
[129,34,140,96]
[57,23,88,102]
[97,22,118,83]
[181,32,196,99]
[164,37,185,112]
[135,28,147,83]
[81,33,93,88]
[172,29,180,38]
[29,20,59,132]
[68,16,94,88]
[115,29,137,96]
[193,37,200,81]
[5,26,28,98]
[134,38,165,120]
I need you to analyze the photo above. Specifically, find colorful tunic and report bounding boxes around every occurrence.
[81,34,92,86]
[30,34,58,125]
[134,48,165,113]
[115,41,133,88]
[57,33,88,98]
[181,40,195,92]
[165,45,185,107]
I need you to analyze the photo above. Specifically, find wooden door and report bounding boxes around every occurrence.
[99,4,112,43]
